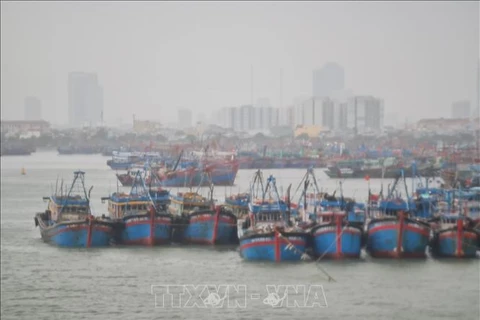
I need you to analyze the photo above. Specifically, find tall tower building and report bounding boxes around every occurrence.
[68,72,103,127]
[312,62,345,97]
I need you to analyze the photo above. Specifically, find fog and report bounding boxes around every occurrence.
[1,1,479,126]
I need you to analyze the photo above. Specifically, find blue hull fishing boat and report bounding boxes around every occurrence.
[104,170,173,245]
[224,192,250,217]
[184,206,237,245]
[366,212,431,258]
[240,230,309,262]
[430,215,479,258]
[366,171,431,258]
[224,192,250,240]
[34,171,113,247]
[169,178,237,245]
[310,213,363,259]
[294,168,364,258]
[239,171,309,262]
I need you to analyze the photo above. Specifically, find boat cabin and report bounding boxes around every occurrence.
[169,192,213,216]
[248,200,289,228]
[107,193,152,219]
[224,193,250,218]
[46,196,90,223]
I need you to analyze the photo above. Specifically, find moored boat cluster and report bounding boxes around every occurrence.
[34,166,480,261]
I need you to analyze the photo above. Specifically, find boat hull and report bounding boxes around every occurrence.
[366,218,430,258]
[122,214,173,245]
[192,170,238,186]
[160,168,238,187]
[430,228,479,258]
[239,231,309,262]
[35,214,113,248]
[108,162,134,170]
[183,210,238,245]
[311,224,363,259]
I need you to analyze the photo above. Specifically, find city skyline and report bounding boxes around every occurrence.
[1,2,479,126]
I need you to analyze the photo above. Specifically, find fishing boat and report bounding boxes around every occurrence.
[224,192,250,219]
[106,151,161,170]
[324,157,434,179]
[168,174,238,245]
[310,212,363,259]
[239,171,309,262]
[1,145,34,156]
[366,172,431,258]
[429,214,479,258]
[103,170,173,245]
[34,171,113,247]
[224,192,251,240]
[157,163,239,187]
[295,168,364,258]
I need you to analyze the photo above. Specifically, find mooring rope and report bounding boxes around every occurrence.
[315,222,349,262]
[277,230,337,283]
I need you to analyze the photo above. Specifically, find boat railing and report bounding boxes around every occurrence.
[254,211,283,222]
[59,212,90,222]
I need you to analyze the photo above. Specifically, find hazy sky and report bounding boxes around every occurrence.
[1,1,479,126]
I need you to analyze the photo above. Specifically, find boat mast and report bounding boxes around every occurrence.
[476,58,479,160]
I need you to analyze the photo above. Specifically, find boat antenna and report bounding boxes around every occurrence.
[270,176,287,222]
[88,185,94,201]
[286,183,292,223]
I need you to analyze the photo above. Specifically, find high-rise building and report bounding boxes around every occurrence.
[312,62,345,97]
[24,96,42,121]
[68,72,103,127]
[345,96,384,134]
[196,112,207,124]
[285,106,295,128]
[277,107,291,127]
[294,97,335,130]
[177,108,192,129]
[217,104,281,131]
[335,102,348,130]
[451,100,471,119]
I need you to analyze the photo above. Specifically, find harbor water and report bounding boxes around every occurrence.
[1,151,479,320]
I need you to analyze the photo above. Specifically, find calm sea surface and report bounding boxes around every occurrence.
[1,151,479,320]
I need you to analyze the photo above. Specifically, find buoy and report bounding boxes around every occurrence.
[21,167,26,175]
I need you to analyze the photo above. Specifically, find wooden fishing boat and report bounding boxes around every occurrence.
[168,173,237,245]
[103,170,173,246]
[429,214,479,258]
[239,171,309,262]
[34,171,113,248]
[294,168,364,259]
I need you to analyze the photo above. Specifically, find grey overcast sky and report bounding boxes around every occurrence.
[1,1,479,126]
